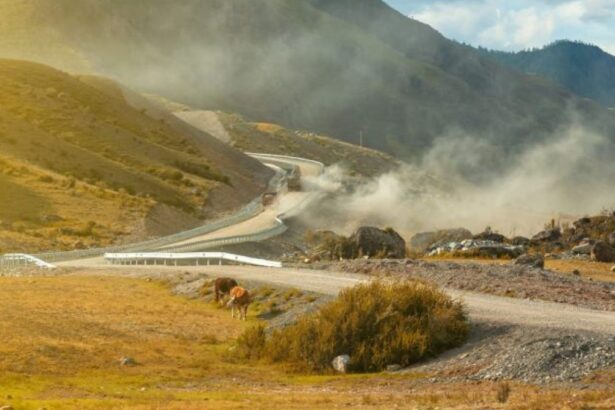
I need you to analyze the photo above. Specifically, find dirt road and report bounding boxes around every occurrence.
[62,263,615,334]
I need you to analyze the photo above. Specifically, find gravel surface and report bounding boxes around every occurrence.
[298,259,615,311]
[407,322,615,383]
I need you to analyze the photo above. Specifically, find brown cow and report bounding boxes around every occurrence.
[227,286,251,320]
[213,277,238,305]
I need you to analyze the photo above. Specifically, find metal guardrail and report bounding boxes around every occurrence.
[0,254,56,269]
[14,153,323,263]
[105,252,282,268]
[29,164,287,263]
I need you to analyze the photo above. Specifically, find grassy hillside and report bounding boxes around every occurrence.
[480,41,615,108]
[1,0,613,163]
[0,60,271,253]
[177,110,399,178]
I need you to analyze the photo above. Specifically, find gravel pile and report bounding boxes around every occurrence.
[300,259,615,311]
[476,334,615,382]
[407,324,615,383]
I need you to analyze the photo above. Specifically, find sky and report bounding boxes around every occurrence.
[385,0,615,55]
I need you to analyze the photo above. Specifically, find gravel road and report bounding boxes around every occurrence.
[60,264,615,335]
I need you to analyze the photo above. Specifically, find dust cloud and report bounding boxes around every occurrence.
[301,126,615,238]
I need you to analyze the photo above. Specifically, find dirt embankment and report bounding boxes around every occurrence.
[299,259,615,311]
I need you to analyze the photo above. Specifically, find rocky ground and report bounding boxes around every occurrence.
[296,259,615,311]
[407,322,615,384]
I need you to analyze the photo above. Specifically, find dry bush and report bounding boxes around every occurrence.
[237,280,469,373]
[496,382,511,403]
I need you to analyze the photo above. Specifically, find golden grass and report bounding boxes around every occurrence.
[0,274,612,409]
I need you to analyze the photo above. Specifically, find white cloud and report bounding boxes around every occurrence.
[406,0,615,53]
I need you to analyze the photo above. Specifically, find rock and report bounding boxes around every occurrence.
[386,364,402,372]
[0,406,13,410]
[410,228,472,251]
[120,357,136,366]
[572,270,581,276]
[349,227,406,259]
[609,232,615,247]
[610,266,615,273]
[511,236,531,246]
[532,229,561,242]
[591,241,615,263]
[332,354,350,373]
[572,243,593,255]
[514,254,545,269]
[474,229,507,243]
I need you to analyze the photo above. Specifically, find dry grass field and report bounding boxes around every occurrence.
[0,273,613,409]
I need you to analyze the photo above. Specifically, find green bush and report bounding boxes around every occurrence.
[237,280,469,373]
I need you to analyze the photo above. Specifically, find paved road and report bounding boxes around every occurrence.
[62,263,615,334]
[155,158,322,249]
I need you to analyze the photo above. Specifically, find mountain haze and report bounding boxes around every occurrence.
[1,0,614,165]
[0,59,271,252]
[480,41,615,109]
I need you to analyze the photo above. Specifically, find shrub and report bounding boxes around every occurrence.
[237,280,469,373]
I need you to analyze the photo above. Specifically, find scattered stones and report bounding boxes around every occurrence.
[591,241,615,263]
[409,228,472,251]
[513,254,544,269]
[120,357,136,366]
[306,259,615,311]
[429,240,524,258]
[332,354,351,373]
[474,334,615,383]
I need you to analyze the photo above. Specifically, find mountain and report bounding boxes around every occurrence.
[0,0,614,165]
[479,41,615,108]
[0,59,272,252]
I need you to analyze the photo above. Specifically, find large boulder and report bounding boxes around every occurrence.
[531,228,561,242]
[350,227,406,259]
[511,236,531,246]
[410,228,472,251]
[513,254,545,269]
[591,241,615,263]
[473,229,507,243]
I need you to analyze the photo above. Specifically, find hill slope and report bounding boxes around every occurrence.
[479,41,615,108]
[175,110,399,178]
[0,60,271,252]
[0,0,613,164]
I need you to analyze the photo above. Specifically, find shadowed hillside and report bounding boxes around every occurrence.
[0,0,613,165]
[479,41,615,108]
[0,60,271,252]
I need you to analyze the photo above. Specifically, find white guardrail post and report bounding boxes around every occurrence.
[104,252,282,268]
[0,254,56,269]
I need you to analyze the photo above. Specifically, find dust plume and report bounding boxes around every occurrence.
[301,125,615,238]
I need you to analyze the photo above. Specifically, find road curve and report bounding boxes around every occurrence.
[155,156,323,249]
[63,263,615,334]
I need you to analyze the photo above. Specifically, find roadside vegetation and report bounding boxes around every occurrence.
[0,272,613,409]
[235,280,469,372]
